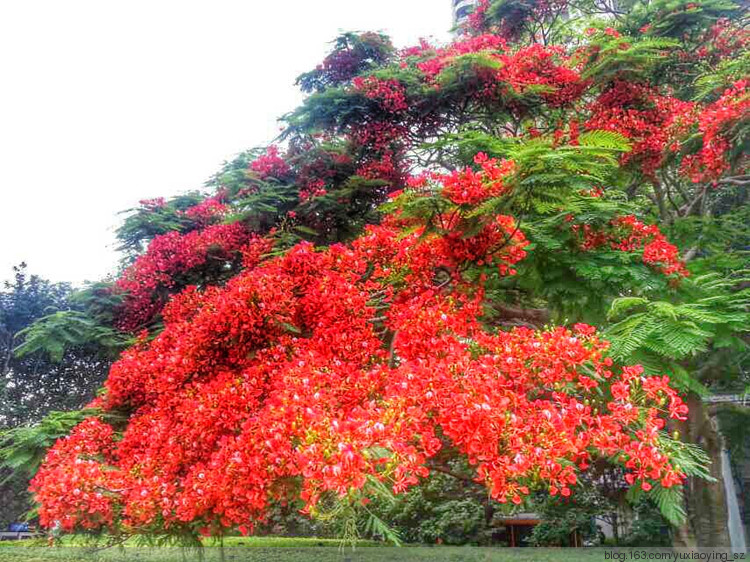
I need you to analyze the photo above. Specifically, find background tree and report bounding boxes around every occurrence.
[0,264,113,427]
[0,264,111,528]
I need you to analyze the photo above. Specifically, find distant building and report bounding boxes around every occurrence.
[452,0,479,27]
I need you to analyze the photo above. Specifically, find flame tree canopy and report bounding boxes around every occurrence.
[12,0,749,541]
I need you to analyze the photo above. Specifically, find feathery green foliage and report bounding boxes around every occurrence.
[15,311,132,362]
[0,410,102,481]
[622,0,741,38]
[605,273,750,392]
[579,33,678,83]
[626,435,714,526]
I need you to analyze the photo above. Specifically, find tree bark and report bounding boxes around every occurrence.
[492,304,550,328]
[674,396,731,547]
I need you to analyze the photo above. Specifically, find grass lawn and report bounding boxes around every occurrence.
[0,538,636,562]
[1,536,375,548]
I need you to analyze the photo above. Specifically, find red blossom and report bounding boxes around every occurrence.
[114,223,251,331]
[574,214,688,278]
[33,161,688,535]
[679,80,749,183]
[439,153,516,206]
[138,198,166,210]
[250,146,291,180]
[586,81,696,177]
[183,195,228,225]
[352,76,408,113]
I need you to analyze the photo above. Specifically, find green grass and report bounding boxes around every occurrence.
[0,547,616,562]
[0,543,641,562]
[204,536,379,547]
[0,537,678,561]
[0,536,377,548]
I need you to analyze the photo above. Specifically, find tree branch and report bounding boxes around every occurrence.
[426,461,484,487]
[492,304,550,327]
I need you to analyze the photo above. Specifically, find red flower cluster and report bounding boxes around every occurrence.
[138,198,166,210]
[576,215,689,278]
[497,45,585,107]
[250,146,291,180]
[30,418,123,532]
[292,147,354,202]
[32,156,688,534]
[687,19,748,63]
[680,80,749,183]
[315,33,575,199]
[183,195,228,225]
[298,178,328,201]
[439,213,528,276]
[356,151,403,185]
[415,151,516,206]
[465,0,491,34]
[413,34,508,82]
[410,38,582,109]
[586,27,621,38]
[114,223,251,331]
[348,119,407,188]
[352,76,408,113]
[586,81,696,176]
[401,156,525,275]
[341,76,411,187]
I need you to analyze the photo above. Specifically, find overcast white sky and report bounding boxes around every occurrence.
[0,1,451,286]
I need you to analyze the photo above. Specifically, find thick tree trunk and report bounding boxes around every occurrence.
[675,396,731,547]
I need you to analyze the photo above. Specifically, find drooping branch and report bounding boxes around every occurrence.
[492,304,550,328]
[426,461,484,488]
[717,175,750,186]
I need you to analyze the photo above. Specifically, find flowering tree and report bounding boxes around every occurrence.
[10,0,750,547]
